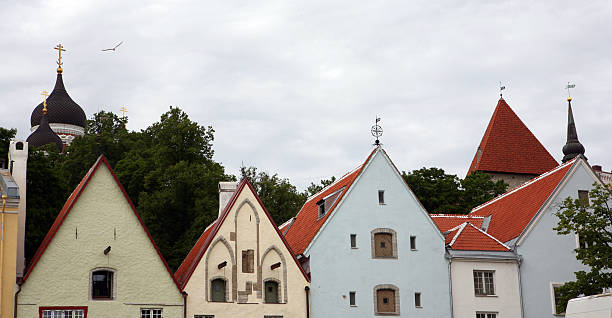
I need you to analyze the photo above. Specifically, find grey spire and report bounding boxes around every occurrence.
[562,97,586,162]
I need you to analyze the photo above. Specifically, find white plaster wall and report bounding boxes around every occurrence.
[308,149,452,318]
[17,164,183,317]
[518,163,597,318]
[451,259,521,318]
[184,185,309,318]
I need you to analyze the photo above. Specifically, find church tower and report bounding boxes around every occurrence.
[29,44,86,147]
[468,97,559,189]
[562,96,586,162]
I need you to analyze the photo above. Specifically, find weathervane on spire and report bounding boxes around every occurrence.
[499,81,506,98]
[54,43,66,73]
[41,90,49,114]
[371,116,383,146]
[566,82,576,101]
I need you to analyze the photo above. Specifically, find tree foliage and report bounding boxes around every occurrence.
[553,183,612,314]
[0,127,16,168]
[306,176,337,197]
[401,168,507,213]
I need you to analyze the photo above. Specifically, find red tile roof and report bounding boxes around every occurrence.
[283,149,377,255]
[430,214,484,232]
[23,156,180,290]
[174,178,309,289]
[469,159,575,243]
[468,98,558,175]
[445,222,510,251]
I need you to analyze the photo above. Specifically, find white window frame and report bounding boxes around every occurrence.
[473,270,495,296]
[41,309,85,318]
[476,312,497,318]
[550,282,566,316]
[140,308,162,318]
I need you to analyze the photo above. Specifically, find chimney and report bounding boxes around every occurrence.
[219,182,238,217]
[592,165,602,172]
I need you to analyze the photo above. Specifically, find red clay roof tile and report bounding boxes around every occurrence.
[468,98,558,175]
[430,214,484,232]
[445,222,510,251]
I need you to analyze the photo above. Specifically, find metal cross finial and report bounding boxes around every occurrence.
[41,90,49,113]
[120,106,128,118]
[54,44,66,70]
[566,82,576,99]
[499,81,506,97]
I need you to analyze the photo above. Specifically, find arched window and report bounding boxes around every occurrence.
[371,228,398,259]
[15,142,23,150]
[373,284,400,315]
[92,270,114,299]
[264,280,280,303]
[211,278,226,302]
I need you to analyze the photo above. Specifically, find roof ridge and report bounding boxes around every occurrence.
[447,222,468,246]
[470,158,577,213]
[431,214,484,219]
[304,164,363,202]
[465,222,511,250]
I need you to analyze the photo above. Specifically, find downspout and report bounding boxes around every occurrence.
[446,249,454,318]
[14,279,22,318]
[516,252,525,318]
[182,291,188,318]
[305,286,310,318]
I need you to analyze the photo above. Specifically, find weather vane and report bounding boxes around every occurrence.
[54,43,66,73]
[499,81,506,97]
[566,82,576,101]
[371,116,383,146]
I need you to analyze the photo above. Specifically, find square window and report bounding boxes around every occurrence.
[378,190,385,204]
[350,234,357,248]
[473,270,495,296]
[349,291,356,306]
[415,292,421,307]
[380,242,386,248]
[410,236,417,250]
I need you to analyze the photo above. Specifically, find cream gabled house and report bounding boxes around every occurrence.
[174,179,310,318]
[16,156,183,318]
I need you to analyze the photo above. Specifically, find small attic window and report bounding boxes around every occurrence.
[16,142,24,150]
[317,199,326,219]
[378,190,385,204]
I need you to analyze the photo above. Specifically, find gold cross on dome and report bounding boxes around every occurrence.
[41,90,49,113]
[120,106,128,118]
[54,44,66,67]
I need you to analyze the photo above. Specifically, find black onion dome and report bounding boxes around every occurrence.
[30,73,86,128]
[27,112,63,152]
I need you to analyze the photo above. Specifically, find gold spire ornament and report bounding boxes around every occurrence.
[120,106,128,119]
[54,43,66,73]
[41,90,49,114]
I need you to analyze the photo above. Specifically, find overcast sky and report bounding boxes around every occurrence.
[1,0,610,189]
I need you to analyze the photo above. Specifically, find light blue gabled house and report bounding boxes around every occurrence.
[283,147,452,318]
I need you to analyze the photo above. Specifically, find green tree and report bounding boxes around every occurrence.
[460,171,508,211]
[402,168,463,213]
[0,127,17,168]
[402,168,508,213]
[553,183,612,314]
[306,176,337,196]
[25,143,68,262]
[240,166,307,225]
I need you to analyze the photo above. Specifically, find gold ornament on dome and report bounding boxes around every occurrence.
[54,43,66,73]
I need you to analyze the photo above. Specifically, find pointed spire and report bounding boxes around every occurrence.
[562,96,586,162]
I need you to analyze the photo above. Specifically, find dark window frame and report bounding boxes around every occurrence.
[91,270,114,300]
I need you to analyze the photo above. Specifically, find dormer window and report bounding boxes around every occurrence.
[317,199,326,219]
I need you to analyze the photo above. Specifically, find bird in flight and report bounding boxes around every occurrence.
[102,41,123,52]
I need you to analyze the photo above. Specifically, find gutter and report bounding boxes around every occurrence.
[305,286,310,318]
[446,249,454,318]
[516,253,525,318]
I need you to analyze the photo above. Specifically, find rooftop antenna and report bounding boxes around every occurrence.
[499,81,506,98]
[371,116,383,146]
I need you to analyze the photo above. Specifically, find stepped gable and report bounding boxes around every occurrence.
[26,111,63,152]
[468,98,558,175]
[430,214,484,232]
[283,149,377,255]
[445,222,510,251]
[22,155,179,290]
[30,73,86,129]
[469,159,575,243]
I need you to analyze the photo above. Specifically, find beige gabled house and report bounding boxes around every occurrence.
[16,156,184,317]
[175,179,310,318]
